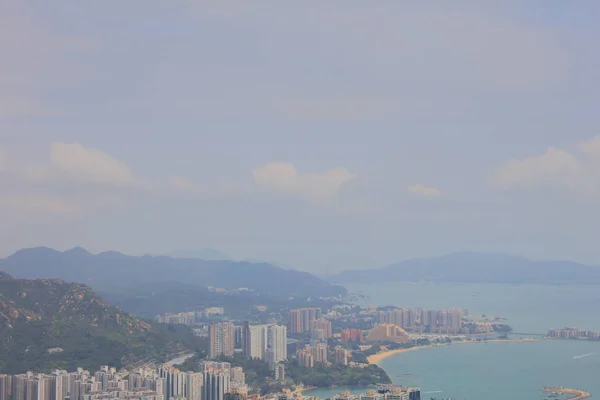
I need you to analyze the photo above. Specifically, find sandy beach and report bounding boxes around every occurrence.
[367,338,539,365]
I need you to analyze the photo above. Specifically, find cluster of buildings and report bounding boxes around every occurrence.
[286,308,350,369]
[156,308,225,326]
[376,308,463,333]
[295,344,327,368]
[208,322,288,366]
[328,387,420,400]
[268,386,421,400]
[293,342,350,369]
[288,309,324,334]
[547,327,600,340]
[0,361,251,400]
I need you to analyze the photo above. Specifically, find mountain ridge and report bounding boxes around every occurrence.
[328,252,600,285]
[1,247,346,298]
[165,248,231,261]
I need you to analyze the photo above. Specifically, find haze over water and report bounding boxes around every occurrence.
[308,282,600,400]
[347,282,600,333]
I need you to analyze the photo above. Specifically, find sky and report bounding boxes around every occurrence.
[1,1,600,273]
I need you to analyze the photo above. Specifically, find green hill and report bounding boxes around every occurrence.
[0,271,205,374]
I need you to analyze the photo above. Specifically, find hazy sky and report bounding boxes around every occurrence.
[2,1,600,272]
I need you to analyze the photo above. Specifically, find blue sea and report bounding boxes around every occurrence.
[305,282,600,400]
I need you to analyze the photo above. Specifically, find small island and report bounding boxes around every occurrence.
[542,387,591,400]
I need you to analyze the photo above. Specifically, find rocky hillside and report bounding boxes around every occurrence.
[0,272,204,374]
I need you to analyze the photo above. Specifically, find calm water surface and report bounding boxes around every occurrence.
[306,283,600,400]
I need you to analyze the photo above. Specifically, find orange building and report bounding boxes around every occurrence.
[341,329,363,343]
[366,324,410,343]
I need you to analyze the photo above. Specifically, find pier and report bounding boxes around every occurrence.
[541,387,591,400]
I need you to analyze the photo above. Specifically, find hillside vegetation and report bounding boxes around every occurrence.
[0,272,204,374]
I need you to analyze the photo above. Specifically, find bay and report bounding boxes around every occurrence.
[306,282,600,400]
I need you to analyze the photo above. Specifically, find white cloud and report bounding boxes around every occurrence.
[491,137,600,195]
[252,162,356,201]
[51,142,134,185]
[407,184,441,197]
[0,196,80,214]
[491,147,583,189]
[25,142,141,187]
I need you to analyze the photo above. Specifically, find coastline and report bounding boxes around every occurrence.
[367,338,539,365]
[295,386,318,393]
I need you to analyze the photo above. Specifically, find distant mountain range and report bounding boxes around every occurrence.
[165,248,231,261]
[328,252,600,285]
[0,272,203,374]
[0,247,345,298]
[164,249,293,270]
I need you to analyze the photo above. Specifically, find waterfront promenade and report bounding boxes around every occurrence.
[541,387,590,400]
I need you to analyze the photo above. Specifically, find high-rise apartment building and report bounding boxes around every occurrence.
[243,324,287,362]
[267,325,287,363]
[341,329,363,343]
[274,364,285,382]
[242,322,252,358]
[234,326,244,350]
[246,325,266,359]
[202,372,229,400]
[310,319,332,339]
[7,374,55,400]
[334,347,349,366]
[230,368,245,386]
[209,322,235,358]
[311,343,328,364]
[159,367,187,398]
[311,329,326,341]
[295,346,314,368]
[289,308,322,333]
[12,374,28,400]
[0,375,10,400]
[185,372,203,400]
